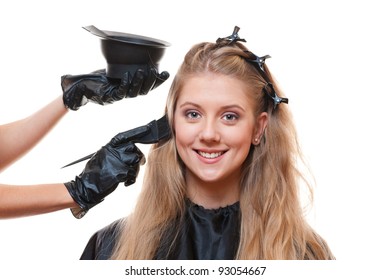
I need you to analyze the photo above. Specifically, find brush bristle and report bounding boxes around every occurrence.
[156,115,171,141]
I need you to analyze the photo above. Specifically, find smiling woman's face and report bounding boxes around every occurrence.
[174,73,267,187]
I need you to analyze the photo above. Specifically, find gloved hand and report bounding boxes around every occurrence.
[64,132,145,218]
[62,67,169,110]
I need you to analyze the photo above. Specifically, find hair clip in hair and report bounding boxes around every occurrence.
[216,27,289,110]
[246,52,271,73]
[263,82,289,110]
[216,26,247,45]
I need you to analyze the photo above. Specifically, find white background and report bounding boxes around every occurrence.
[0,0,390,278]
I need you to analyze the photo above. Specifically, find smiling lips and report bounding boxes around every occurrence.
[197,150,225,159]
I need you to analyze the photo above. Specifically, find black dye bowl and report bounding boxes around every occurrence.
[83,25,170,79]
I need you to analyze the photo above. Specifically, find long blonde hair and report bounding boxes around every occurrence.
[111,41,334,260]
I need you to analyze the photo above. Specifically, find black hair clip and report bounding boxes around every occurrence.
[245,52,271,73]
[217,26,289,110]
[263,82,289,110]
[245,52,288,110]
[216,26,247,45]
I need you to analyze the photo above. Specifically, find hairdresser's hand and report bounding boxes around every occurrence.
[64,134,145,218]
[62,68,169,110]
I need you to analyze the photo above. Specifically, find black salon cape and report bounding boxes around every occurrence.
[80,200,240,260]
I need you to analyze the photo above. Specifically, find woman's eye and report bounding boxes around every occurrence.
[186,111,201,119]
[223,113,238,121]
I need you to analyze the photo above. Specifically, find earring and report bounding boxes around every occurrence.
[253,138,259,145]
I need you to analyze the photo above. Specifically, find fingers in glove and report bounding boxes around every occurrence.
[116,143,145,186]
[124,163,141,186]
[125,145,146,166]
[121,142,145,164]
[126,69,145,98]
[140,67,158,95]
[152,71,170,90]
[113,71,131,101]
[119,147,144,166]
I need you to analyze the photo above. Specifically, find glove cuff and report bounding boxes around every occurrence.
[64,181,89,218]
[70,207,88,219]
[64,180,99,213]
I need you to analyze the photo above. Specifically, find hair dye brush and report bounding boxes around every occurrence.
[62,115,170,168]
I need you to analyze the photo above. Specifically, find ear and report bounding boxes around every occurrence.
[252,112,268,145]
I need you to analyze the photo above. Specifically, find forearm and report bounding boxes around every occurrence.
[0,96,68,171]
[0,183,78,219]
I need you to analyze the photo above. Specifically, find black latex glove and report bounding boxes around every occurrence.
[64,132,145,218]
[62,67,169,110]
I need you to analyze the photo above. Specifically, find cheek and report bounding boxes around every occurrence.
[226,126,254,157]
[227,124,255,145]
[174,121,195,147]
[233,134,253,153]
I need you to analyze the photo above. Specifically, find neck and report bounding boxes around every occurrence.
[185,171,240,209]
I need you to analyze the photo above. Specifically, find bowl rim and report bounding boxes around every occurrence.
[102,30,170,48]
[83,25,171,48]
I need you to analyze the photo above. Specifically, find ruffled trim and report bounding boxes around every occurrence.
[185,198,240,215]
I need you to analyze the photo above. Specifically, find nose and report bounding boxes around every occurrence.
[198,119,221,142]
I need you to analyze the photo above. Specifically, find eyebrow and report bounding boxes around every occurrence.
[178,101,246,112]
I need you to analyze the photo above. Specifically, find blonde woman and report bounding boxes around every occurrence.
[80,27,334,259]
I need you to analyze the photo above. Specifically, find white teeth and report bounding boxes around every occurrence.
[198,151,223,159]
